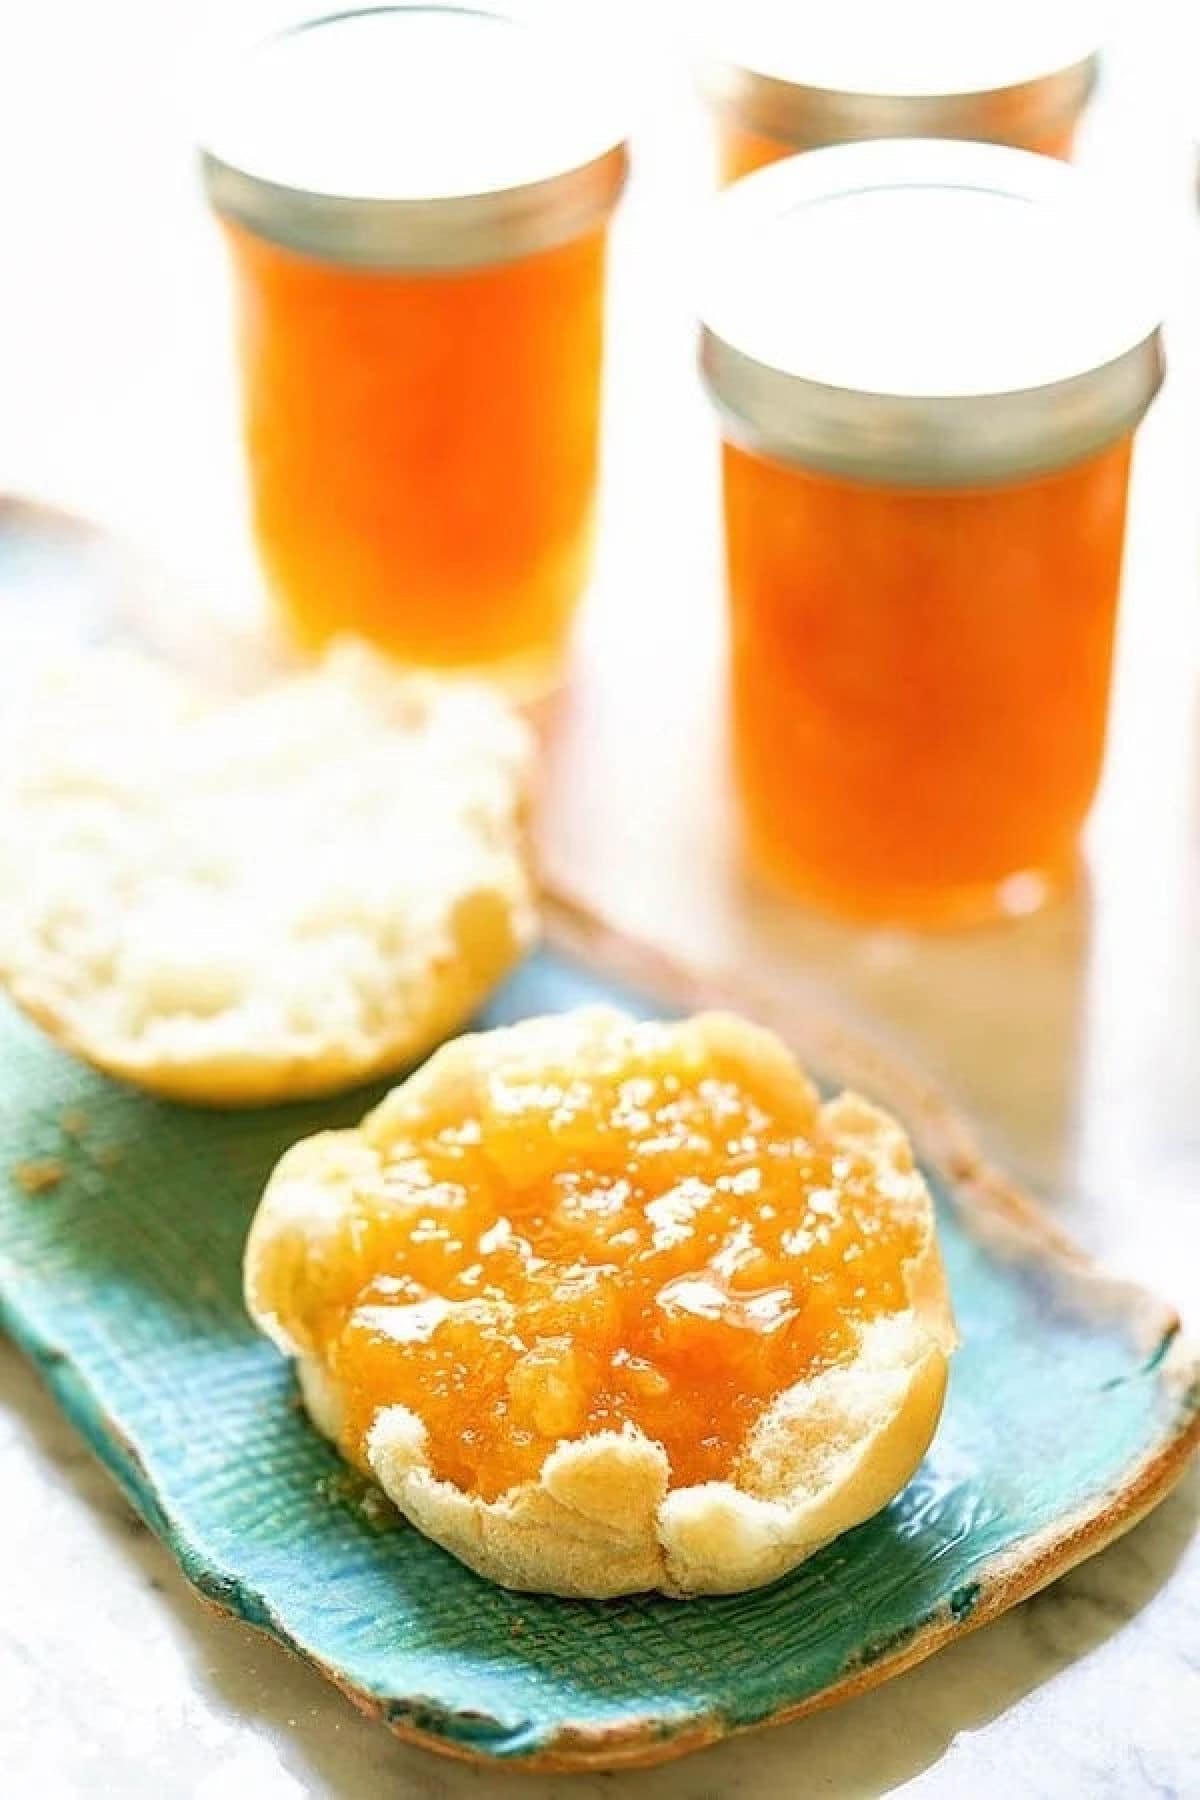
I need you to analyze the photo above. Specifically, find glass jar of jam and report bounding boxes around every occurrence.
[699,141,1163,928]
[201,5,628,696]
[697,0,1102,183]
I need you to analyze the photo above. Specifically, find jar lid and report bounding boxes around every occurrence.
[200,5,629,268]
[699,141,1165,486]
[697,0,1103,150]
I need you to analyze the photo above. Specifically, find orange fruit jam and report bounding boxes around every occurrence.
[724,437,1133,925]
[224,222,609,691]
[311,1018,922,1500]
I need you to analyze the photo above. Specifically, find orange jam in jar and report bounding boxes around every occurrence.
[700,143,1163,927]
[697,0,1099,183]
[311,1013,925,1499]
[202,6,628,695]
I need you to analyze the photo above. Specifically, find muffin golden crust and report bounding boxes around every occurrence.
[246,1007,956,1596]
[0,642,534,1104]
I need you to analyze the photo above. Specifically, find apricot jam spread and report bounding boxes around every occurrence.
[310,1014,922,1500]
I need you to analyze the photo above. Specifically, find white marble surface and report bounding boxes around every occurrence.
[1,3,1199,1795]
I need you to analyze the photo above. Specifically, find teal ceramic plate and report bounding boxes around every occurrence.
[1,897,1196,1772]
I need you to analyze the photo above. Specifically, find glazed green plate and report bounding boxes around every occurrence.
[1,900,1196,1771]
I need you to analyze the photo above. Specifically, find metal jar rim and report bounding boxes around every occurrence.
[701,329,1164,487]
[699,56,1099,154]
[202,142,629,269]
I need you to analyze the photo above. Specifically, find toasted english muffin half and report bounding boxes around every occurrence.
[245,1007,956,1596]
[0,641,534,1105]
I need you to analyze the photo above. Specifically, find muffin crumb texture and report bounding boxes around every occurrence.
[0,642,535,1104]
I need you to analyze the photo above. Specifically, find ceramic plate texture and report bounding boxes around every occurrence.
[0,897,1195,1772]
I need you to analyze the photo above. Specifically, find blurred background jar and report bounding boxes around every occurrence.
[697,0,1104,183]
[700,142,1163,929]
[201,4,628,697]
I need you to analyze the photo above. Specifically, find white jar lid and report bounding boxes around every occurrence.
[200,5,629,268]
[699,140,1164,485]
[698,0,1104,149]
